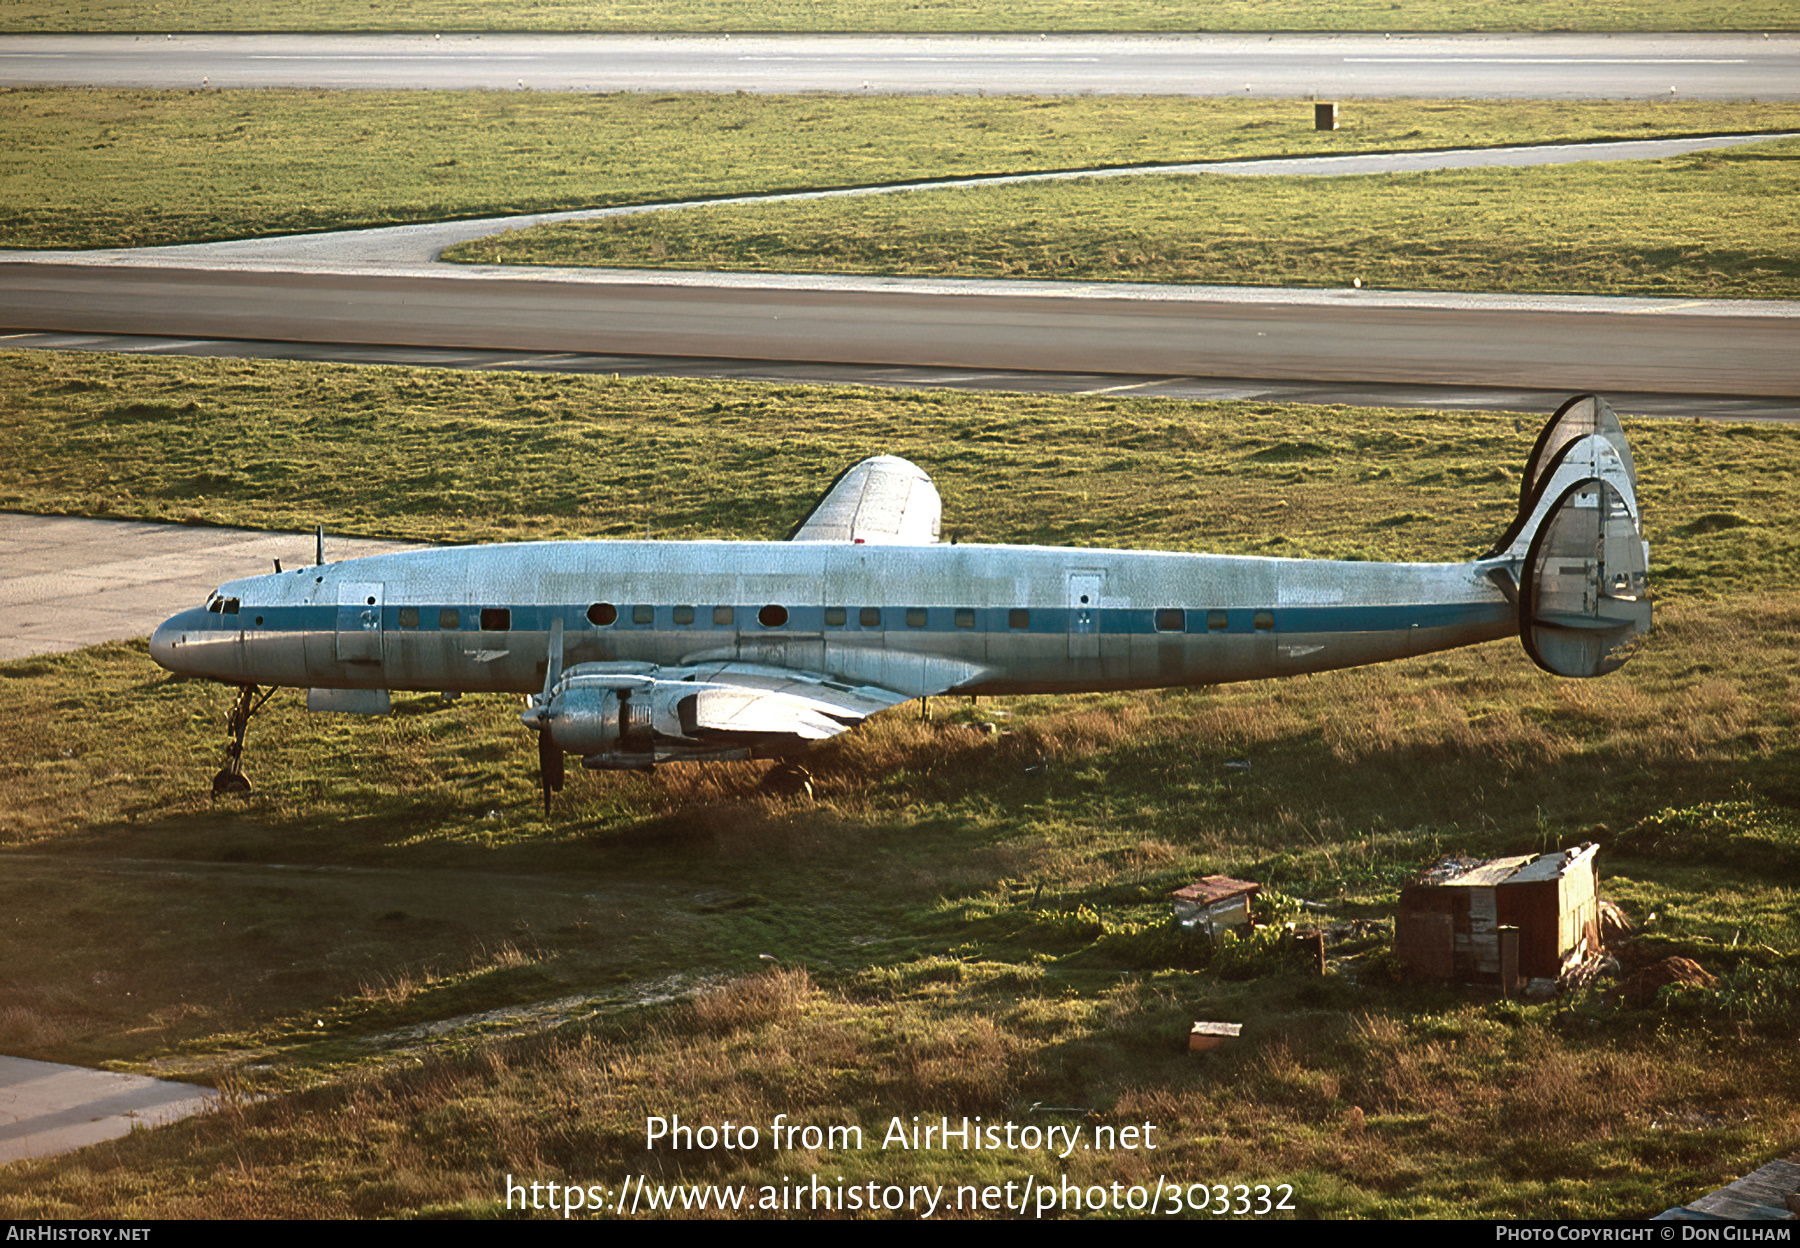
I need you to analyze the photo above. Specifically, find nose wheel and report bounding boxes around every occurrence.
[212,684,274,796]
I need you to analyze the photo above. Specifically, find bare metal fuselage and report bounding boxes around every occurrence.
[151,539,1517,699]
[146,396,1652,796]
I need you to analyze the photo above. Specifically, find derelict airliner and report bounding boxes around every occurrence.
[150,395,1652,808]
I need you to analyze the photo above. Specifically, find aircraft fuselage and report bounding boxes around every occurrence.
[146,396,1652,798]
[151,539,1518,699]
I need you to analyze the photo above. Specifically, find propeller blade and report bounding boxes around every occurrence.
[534,616,567,813]
[542,616,564,703]
[539,731,565,814]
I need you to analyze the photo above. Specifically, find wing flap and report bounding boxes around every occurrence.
[688,661,915,722]
[684,688,852,740]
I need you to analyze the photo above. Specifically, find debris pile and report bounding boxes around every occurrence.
[1616,956,1717,1009]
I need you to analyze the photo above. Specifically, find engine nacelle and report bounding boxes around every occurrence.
[523,659,873,776]
[530,667,702,755]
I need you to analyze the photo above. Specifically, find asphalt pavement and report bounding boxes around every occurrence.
[2,32,1794,98]
[0,514,420,662]
[0,1056,218,1164]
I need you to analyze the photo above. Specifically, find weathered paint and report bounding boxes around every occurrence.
[147,396,1652,779]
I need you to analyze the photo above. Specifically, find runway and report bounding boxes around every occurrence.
[2,32,1794,98]
[4,42,1794,406]
[5,128,1797,404]
[17,330,1796,423]
[5,260,1796,399]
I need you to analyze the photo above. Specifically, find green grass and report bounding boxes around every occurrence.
[5,350,1799,592]
[5,89,1797,251]
[1,615,1796,1214]
[3,0,1795,33]
[448,135,1800,298]
[2,350,1797,1216]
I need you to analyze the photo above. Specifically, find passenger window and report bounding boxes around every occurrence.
[440,608,460,630]
[1155,608,1184,632]
[860,607,881,628]
[1009,608,1030,629]
[906,608,928,628]
[632,605,654,625]
[1207,610,1228,631]
[954,608,975,629]
[712,606,734,627]
[673,605,695,626]
[824,607,847,627]
[759,604,788,628]
[481,608,511,631]
[1254,610,1275,631]
[587,602,616,627]
[398,607,419,628]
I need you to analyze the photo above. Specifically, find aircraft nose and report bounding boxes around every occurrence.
[150,607,207,673]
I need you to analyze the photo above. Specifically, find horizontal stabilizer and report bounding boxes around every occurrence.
[785,455,942,544]
[1519,478,1651,677]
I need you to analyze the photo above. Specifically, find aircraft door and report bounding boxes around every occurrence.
[335,581,384,665]
[1067,571,1102,661]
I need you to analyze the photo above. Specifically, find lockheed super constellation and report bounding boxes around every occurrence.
[151,395,1651,809]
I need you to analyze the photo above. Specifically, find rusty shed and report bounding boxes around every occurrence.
[1395,844,1600,986]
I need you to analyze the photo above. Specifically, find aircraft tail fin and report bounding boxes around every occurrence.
[1487,395,1651,678]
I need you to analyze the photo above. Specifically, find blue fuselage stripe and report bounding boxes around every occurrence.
[203,600,1505,639]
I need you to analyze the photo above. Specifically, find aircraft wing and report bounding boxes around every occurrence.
[784,455,942,544]
[678,661,915,739]
[528,657,926,763]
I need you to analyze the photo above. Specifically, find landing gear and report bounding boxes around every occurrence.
[761,761,814,800]
[212,684,274,796]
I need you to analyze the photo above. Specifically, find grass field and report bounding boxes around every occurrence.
[5,351,1798,585]
[0,350,1796,1217]
[4,0,1797,33]
[6,89,1798,255]
[447,133,1800,298]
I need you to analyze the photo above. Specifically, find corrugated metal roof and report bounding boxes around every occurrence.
[1508,843,1599,883]
[1172,875,1260,905]
[1416,845,1599,889]
[1441,855,1535,887]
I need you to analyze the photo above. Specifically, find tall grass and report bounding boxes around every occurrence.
[3,966,1794,1217]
